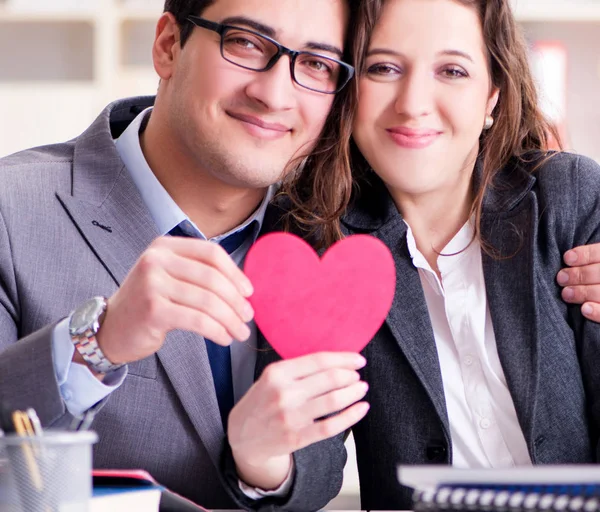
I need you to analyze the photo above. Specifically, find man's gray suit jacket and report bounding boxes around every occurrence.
[0,97,345,511]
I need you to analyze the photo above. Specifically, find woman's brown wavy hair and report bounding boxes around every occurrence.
[281,0,560,251]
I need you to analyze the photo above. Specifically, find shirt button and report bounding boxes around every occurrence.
[464,355,474,366]
[480,418,491,429]
[63,389,73,401]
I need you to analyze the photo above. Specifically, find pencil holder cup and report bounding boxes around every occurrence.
[0,430,98,512]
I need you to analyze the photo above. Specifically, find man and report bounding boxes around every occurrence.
[0,0,367,509]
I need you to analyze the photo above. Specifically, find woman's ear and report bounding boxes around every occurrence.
[487,87,500,116]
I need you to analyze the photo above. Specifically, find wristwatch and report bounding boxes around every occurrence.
[69,296,124,374]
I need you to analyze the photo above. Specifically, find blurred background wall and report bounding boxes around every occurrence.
[1,0,600,160]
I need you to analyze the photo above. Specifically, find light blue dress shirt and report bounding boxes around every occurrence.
[52,107,274,418]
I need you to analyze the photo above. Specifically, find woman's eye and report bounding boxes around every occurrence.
[441,67,468,78]
[366,63,400,76]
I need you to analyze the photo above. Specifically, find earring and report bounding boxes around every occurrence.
[483,115,494,130]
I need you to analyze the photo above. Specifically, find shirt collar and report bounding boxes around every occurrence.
[404,219,476,272]
[114,106,274,243]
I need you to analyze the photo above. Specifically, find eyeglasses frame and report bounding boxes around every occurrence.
[186,15,355,95]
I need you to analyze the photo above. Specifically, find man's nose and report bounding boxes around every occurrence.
[245,55,298,111]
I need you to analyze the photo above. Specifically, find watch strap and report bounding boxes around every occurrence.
[70,297,124,375]
[73,330,124,374]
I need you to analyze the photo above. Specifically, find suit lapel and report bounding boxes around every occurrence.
[373,218,450,437]
[57,167,159,286]
[157,331,225,464]
[481,192,539,445]
[57,98,225,466]
[343,183,450,437]
[57,97,158,286]
[344,162,540,448]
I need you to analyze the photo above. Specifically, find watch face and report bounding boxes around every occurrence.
[71,297,105,335]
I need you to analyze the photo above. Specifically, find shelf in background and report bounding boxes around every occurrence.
[0,20,95,82]
[120,18,155,68]
[2,1,600,23]
[0,5,97,23]
[513,1,600,21]
[0,3,162,23]
[1,0,600,163]
[0,83,102,157]
[117,0,163,22]
[117,7,162,23]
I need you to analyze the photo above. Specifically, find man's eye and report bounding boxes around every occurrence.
[305,60,332,74]
[224,34,264,52]
[234,38,255,48]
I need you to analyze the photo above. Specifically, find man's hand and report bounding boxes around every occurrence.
[227,352,369,491]
[558,243,600,322]
[94,236,254,366]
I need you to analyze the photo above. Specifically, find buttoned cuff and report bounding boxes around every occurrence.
[52,317,127,417]
[238,460,295,500]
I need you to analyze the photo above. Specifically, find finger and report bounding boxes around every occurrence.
[564,243,600,268]
[297,401,370,449]
[296,368,362,401]
[262,352,366,383]
[562,285,600,305]
[163,301,235,346]
[154,236,254,296]
[259,369,362,415]
[582,302,600,323]
[557,264,600,287]
[166,280,251,342]
[305,381,369,420]
[164,252,254,323]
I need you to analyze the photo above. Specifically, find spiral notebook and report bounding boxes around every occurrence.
[398,465,600,512]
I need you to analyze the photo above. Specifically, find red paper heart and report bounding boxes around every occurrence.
[244,233,396,359]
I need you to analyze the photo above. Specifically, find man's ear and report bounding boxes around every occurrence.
[152,12,181,80]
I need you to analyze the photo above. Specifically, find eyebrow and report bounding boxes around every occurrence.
[439,49,474,63]
[305,42,344,58]
[367,48,474,63]
[221,16,344,58]
[221,16,276,37]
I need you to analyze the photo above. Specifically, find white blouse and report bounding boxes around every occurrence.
[405,221,533,468]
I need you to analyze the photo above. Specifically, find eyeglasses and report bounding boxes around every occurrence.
[186,16,355,95]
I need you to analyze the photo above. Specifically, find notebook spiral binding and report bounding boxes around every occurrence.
[413,486,600,512]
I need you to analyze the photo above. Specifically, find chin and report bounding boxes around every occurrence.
[381,173,436,193]
[220,168,282,190]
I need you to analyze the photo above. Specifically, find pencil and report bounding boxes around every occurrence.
[11,410,43,491]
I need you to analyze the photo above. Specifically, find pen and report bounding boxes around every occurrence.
[69,408,96,432]
[26,408,43,437]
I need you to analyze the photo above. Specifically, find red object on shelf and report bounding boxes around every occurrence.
[530,40,569,150]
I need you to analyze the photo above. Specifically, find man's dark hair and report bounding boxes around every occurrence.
[164,0,215,46]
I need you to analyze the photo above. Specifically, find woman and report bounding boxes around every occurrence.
[280,0,600,510]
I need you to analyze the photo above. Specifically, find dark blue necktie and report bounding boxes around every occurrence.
[169,220,253,428]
